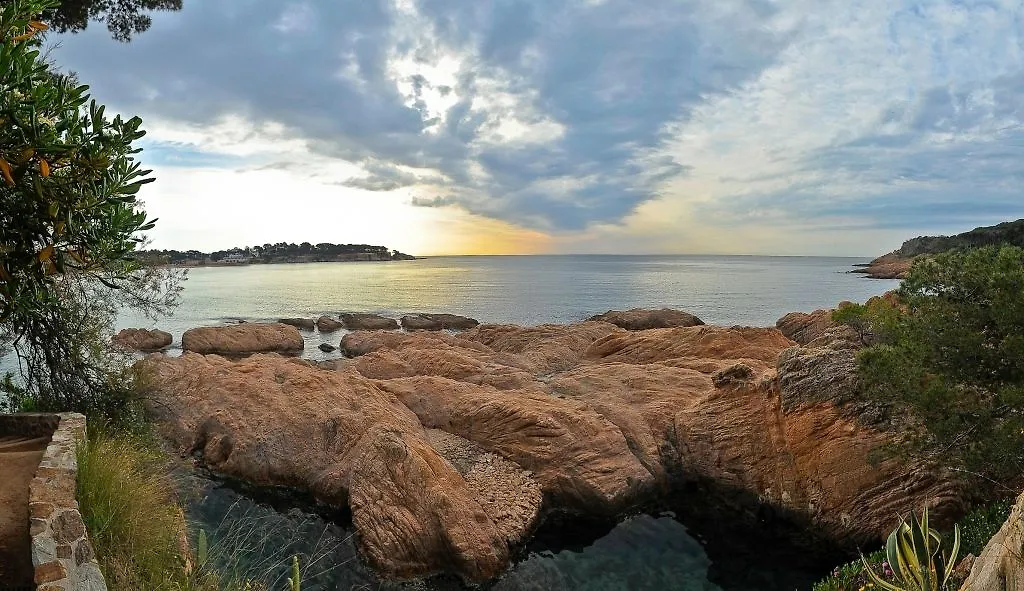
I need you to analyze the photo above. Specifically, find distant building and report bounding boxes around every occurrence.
[222,252,250,264]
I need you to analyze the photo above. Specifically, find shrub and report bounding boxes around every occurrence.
[836,246,1024,489]
[0,0,182,422]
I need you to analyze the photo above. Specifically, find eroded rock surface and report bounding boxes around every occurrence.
[147,318,965,583]
[112,328,172,351]
[775,308,840,345]
[960,491,1024,590]
[181,323,304,355]
[316,316,344,333]
[341,313,400,330]
[144,353,511,582]
[278,318,315,331]
[587,308,704,330]
[400,313,480,331]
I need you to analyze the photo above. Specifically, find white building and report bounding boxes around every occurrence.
[222,252,250,264]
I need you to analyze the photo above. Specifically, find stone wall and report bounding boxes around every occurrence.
[28,413,107,591]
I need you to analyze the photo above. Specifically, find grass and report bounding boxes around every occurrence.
[76,429,322,591]
[76,430,195,590]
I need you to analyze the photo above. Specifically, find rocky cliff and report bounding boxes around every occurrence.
[855,218,1024,279]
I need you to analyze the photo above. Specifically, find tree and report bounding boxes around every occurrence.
[41,0,183,42]
[839,246,1024,490]
[1,0,180,420]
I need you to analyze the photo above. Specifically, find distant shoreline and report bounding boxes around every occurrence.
[155,258,421,269]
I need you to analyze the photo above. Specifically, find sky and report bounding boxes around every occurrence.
[51,0,1024,256]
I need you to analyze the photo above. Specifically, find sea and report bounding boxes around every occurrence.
[5,255,900,590]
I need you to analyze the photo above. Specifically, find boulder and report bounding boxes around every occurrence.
[278,318,315,331]
[400,313,480,331]
[340,313,400,330]
[318,343,337,353]
[112,328,172,351]
[775,308,838,345]
[316,316,344,333]
[181,323,303,355]
[587,308,704,330]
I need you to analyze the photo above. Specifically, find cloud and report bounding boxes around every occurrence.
[50,0,1024,254]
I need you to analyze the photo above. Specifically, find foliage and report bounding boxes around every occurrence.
[812,548,888,591]
[861,507,960,591]
[139,242,412,264]
[894,218,1024,258]
[42,0,182,42]
[958,498,1014,557]
[0,0,181,421]
[835,246,1024,488]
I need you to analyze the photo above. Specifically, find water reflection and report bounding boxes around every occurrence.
[185,477,823,591]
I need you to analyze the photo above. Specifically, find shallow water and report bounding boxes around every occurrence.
[185,477,824,591]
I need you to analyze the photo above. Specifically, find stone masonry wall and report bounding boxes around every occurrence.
[28,413,107,591]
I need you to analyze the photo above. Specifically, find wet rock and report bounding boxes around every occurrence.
[400,313,480,331]
[340,313,400,330]
[316,316,344,333]
[318,343,337,353]
[278,318,315,331]
[587,308,704,330]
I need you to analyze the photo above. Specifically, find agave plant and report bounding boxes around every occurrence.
[862,507,961,591]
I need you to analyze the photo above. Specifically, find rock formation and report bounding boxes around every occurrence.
[587,308,704,330]
[316,316,343,333]
[112,328,172,351]
[960,491,1024,590]
[278,318,315,331]
[775,308,841,345]
[340,313,400,330]
[145,318,964,583]
[853,253,914,280]
[400,313,480,331]
[181,323,304,355]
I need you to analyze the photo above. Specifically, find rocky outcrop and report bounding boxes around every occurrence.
[853,253,914,279]
[143,353,517,582]
[181,323,304,355]
[146,320,964,583]
[400,313,480,331]
[278,318,315,331]
[340,313,400,330]
[587,308,704,330]
[960,491,1024,590]
[112,328,172,351]
[775,308,841,345]
[316,316,344,333]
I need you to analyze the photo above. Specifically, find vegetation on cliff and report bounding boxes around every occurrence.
[892,218,1024,258]
[139,242,415,265]
[837,245,1024,490]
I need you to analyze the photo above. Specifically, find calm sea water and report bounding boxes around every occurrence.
[121,255,897,358]
[7,255,898,590]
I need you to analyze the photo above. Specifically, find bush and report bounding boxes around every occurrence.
[836,246,1024,489]
[958,498,1014,557]
[0,0,182,421]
